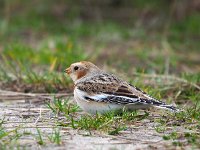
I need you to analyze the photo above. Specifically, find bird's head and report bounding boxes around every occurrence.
[65,61,101,82]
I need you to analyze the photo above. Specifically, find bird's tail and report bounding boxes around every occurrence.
[154,103,180,112]
[139,98,180,112]
[143,98,180,112]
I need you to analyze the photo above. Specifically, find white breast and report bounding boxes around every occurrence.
[73,88,123,114]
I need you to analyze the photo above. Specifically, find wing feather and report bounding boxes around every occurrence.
[76,73,165,105]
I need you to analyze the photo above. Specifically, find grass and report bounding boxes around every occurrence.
[153,104,200,148]
[46,98,80,115]
[163,132,200,148]
[47,98,143,135]
[0,36,87,92]
[46,96,200,148]
[0,119,63,148]
[36,127,63,146]
[0,122,21,148]
[36,128,45,145]
[48,128,62,145]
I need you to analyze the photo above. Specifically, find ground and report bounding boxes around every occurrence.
[0,91,192,150]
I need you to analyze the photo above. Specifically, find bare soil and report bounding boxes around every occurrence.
[0,90,189,150]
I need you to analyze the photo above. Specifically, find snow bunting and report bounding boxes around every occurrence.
[65,61,179,114]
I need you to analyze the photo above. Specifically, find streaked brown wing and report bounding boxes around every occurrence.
[76,73,151,100]
[104,84,139,99]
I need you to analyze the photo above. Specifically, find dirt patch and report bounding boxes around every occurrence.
[0,90,187,149]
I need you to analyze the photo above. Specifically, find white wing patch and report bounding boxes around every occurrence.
[89,94,108,101]
[75,88,108,101]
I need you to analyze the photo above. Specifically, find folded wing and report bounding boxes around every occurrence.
[75,73,178,111]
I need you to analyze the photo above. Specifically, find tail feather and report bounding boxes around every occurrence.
[140,98,180,112]
[154,104,180,112]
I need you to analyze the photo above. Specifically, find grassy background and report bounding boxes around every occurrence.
[0,0,200,148]
[0,0,199,92]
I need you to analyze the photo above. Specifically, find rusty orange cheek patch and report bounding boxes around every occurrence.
[77,70,87,79]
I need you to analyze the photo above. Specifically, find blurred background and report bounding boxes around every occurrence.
[0,0,199,93]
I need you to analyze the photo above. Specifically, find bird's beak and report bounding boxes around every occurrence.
[65,67,71,74]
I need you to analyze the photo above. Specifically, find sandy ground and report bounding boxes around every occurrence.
[0,92,185,150]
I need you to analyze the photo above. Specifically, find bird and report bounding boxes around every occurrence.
[65,61,179,114]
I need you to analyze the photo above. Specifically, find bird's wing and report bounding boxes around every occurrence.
[75,73,164,105]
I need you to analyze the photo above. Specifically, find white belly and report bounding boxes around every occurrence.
[73,88,150,114]
[74,89,123,114]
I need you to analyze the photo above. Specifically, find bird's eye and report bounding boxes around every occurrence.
[74,66,79,71]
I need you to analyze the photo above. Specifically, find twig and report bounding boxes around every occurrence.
[35,107,42,124]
